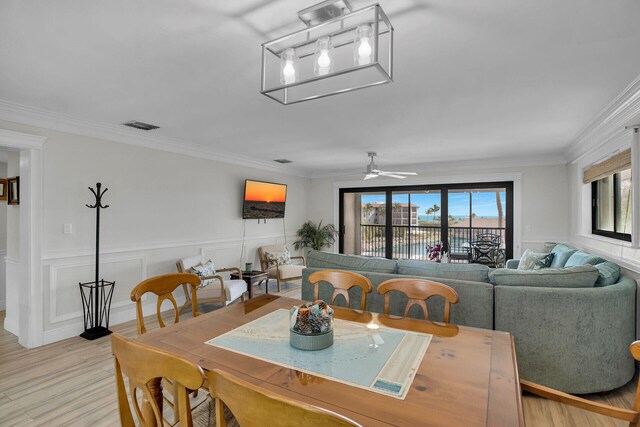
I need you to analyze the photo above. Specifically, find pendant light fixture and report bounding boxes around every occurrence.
[261,0,394,105]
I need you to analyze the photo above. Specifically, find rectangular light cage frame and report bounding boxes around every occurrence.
[261,4,393,105]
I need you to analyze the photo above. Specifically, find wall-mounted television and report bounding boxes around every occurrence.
[243,179,287,219]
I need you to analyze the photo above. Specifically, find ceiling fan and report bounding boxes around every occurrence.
[363,152,418,180]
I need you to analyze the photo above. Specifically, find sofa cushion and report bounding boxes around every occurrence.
[549,244,577,268]
[396,259,490,283]
[306,251,397,274]
[594,261,621,287]
[489,265,599,288]
[565,251,605,267]
[517,249,554,270]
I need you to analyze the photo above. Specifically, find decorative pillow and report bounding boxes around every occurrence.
[549,243,577,268]
[264,249,292,267]
[189,260,216,288]
[517,249,554,270]
[594,261,621,287]
[564,251,605,267]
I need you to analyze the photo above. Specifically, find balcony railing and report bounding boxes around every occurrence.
[359,224,506,261]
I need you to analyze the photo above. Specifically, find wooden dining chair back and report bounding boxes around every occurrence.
[130,273,201,335]
[309,270,373,310]
[111,333,205,427]
[208,369,361,427]
[521,340,640,426]
[377,278,460,322]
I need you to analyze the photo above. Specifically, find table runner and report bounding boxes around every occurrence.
[206,309,431,399]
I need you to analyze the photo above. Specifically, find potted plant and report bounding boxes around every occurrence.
[293,220,337,252]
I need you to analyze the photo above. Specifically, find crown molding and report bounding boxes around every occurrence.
[0,128,46,150]
[0,99,310,177]
[310,153,567,180]
[564,73,640,164]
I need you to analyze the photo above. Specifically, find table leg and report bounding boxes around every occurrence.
[142,377,163,426]
[247,278,253,299]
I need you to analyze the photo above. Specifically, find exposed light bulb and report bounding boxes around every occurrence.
[280,48,298,85]
[358,38,372,64]
[314,36,334,76]
[317,50,331,73]
[354,25,373,66]
[282,61,295,84]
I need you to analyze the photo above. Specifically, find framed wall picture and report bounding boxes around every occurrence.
[8,176,19,205]
[0,178,7,201]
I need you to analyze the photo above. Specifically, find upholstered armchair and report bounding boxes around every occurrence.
[176,255,247,313]
[257,245,305,292]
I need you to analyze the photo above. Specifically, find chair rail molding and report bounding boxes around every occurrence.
[0,128,45,348]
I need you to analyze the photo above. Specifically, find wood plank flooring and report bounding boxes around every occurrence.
[0,280,636,426]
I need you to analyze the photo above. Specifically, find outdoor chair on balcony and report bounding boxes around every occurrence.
[475,233,501,244]
[468,240,500,267]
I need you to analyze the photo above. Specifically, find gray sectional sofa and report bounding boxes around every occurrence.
[300,245,636,393]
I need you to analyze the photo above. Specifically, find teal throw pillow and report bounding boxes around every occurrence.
[564,251,604,267]
[517,249,554,270]
[549,243,577,268]
[594,261,621,287]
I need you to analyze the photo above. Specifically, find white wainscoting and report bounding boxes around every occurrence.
[4,256,19,336]
[0,250,7,311]
[41,233,298,344]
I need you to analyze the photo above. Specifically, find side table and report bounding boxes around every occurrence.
[230,270,269,299]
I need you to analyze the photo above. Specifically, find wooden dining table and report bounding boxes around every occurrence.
[137,294,524,426]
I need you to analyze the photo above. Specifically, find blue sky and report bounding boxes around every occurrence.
[361,191,506,218]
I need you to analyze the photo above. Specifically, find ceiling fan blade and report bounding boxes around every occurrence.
[380,171,417,175]
[364,173,378,180]
[380,173,407,179]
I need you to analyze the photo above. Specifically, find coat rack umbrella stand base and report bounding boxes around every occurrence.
[79,182,116,341]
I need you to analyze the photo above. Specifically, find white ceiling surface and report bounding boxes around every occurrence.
[1,0,640,176]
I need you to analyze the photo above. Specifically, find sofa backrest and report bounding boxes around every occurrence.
[301,267,494,330]
[306,251,398,274]
[396,259,490,283]
[489,265,600,288]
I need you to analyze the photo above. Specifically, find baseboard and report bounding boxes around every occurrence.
[42,296,187,345]
[3,316,18,336]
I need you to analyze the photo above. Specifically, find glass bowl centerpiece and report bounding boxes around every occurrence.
[289,300,334,351]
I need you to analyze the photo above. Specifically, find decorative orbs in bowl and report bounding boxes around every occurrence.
[289,300,334,351]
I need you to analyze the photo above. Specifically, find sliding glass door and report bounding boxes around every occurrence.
[339,182,513,261]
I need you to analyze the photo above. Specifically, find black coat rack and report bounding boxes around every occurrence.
[79,182,115,340]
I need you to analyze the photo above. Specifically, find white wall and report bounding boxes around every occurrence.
[0,161,7,310]
[4,151,19,328]
[308,163,570,256]
[0,119,311,344]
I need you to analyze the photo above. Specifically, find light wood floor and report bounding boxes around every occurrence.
[0,280,636,427]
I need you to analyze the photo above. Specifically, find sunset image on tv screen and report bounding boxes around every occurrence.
[243,180,287,219]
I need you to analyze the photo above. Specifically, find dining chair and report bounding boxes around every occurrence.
[377,278,459,323]
[130,273,205,425]
[208,369,362,427]
[130,273,201,335]
[521,340,640,426]
[111,333,206,427]
[308,270,373,310]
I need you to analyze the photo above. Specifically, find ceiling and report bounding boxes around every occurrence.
[1,0,640,176]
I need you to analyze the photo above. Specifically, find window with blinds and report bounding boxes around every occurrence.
[585,149,632,241]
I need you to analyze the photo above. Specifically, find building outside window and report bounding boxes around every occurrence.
[592,168,632,241]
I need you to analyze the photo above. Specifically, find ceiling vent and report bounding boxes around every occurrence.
[122,121,159,131]
[274,159,293,164]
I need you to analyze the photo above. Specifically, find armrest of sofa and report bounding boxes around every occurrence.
[494,277,636,393]
[505,259,520,269]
